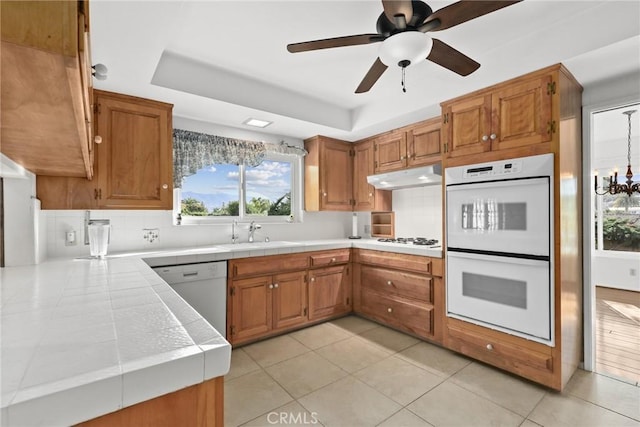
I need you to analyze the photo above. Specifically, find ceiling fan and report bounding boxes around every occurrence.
[287,0,522,93]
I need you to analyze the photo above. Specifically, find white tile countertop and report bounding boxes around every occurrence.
[0,239,441,426]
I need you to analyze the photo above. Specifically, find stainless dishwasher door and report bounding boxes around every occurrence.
[153,261,227,337]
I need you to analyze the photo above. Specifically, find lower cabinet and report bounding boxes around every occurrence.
[227,249,352,346]
[354,249,443,342]
[308,264,351,321]
[229,271,307,345]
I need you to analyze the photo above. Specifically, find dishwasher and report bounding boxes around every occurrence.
[152,261,227,338]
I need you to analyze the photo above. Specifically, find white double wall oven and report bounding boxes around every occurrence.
[445,154,555,345]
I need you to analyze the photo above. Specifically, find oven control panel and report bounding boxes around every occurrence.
[462,159,523,179]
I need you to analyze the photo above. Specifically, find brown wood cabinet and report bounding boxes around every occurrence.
[353,139,392,212]
[94,90,173,209]
[227,249,353,346]
[308,264,351,321]
[353,249,443,342]
[441,70,554,163]
[374,118,441,173]
[1,0,94,178]
[441,64,583,391]
[36,90,174,210]
[304,136,353,211]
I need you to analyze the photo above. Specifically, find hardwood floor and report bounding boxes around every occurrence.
[595,286,640,385]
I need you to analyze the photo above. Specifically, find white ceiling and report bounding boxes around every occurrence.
[90,0,640,142]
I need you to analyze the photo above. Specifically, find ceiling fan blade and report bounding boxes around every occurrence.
[382,0,413,25]
[427,39,480,76]
[419,1,522,32]
[355,57,388,93]
[287,34,384,53]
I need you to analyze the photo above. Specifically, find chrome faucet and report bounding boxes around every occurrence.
[231,220,238,244]
[248,221,261,243]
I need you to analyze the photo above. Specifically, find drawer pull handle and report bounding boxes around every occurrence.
[486,344,493,351]
[387,280,392,286]
[331,258,336,262]
[387,307,392,313]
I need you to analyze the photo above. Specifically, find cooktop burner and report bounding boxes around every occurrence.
[376,237,439,246]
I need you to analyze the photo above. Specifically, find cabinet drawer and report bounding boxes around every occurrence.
[360,289,433,337]
[231,253,309,278]
[309,249,350,267]
[356,249,442,276]
[360,265,432,302]
[446,322,553,376]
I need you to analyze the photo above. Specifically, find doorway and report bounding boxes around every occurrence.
[587,102,640,385]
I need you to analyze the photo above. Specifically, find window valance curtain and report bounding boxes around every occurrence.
[173,129,306,188]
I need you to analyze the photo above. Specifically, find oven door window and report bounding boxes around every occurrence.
[447,251,553,343]
[446,177,551,256]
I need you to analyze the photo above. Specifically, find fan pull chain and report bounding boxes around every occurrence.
[401,66,407,93]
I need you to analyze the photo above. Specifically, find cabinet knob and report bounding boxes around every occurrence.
[486,344,493,351]
[490,133,497,140]
[482,135,489,141]
[331,257,336,262]
[162,184,169,190]
[401,155,406,160]
[323,192,327,197]
[387,307,393,313]
[310,277,315,282]
[273,283,279,288]
[387,280,392,286]
[369,192,373,197]
[269,284,274,289]
[94,135,103,144]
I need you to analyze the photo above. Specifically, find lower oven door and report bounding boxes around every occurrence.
[447,251,553,345]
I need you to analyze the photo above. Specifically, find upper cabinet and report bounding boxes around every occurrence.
[37,90,174,210]
[374,118,441,173]
[304,136,354,211]
[441,70,554,163]
[353,139,391,212]
[93,90,173,209]
[1,0,94,178]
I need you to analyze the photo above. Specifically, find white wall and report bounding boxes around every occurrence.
[2,170,44,266]
[592,253,639,292]
[44,209,353,259]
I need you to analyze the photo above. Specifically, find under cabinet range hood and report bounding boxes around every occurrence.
[367,163,442,190]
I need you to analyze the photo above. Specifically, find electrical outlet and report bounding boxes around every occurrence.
[364,224,371,234]
[143,228,160,243]
[65,230,77,246]
[631,268,637,277]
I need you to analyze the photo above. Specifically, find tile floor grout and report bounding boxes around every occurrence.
[225,315,640,427]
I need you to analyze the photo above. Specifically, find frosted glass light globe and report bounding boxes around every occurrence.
[379,32,433,67]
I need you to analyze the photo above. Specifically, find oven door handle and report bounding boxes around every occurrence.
[446,249,550,266]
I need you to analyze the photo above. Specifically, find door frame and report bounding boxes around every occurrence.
[581,94,640,372]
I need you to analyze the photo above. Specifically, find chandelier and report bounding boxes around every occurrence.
[595,109,639,197]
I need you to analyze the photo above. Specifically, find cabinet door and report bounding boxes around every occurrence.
[229,276,272,343]
[95,91,173,209]
[272,271,308,330]
[407,119,441,167]
[320,139,353,211]
[308,265,350,320]
[491,74,553,151]
[374,131,407,172]
[353,139,376,211]
[443,94,492,159]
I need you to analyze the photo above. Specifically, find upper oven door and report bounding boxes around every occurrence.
[446,177,551,256]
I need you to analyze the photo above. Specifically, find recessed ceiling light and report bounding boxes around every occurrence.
[243,118,272,128]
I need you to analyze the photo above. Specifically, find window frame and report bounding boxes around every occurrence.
[175,153,303,225]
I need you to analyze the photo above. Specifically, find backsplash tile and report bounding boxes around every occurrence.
[392,186,443,240]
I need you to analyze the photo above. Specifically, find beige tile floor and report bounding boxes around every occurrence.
[225,315,640,427]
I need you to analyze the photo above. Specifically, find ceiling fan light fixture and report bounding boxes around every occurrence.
[378,31,433,67]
